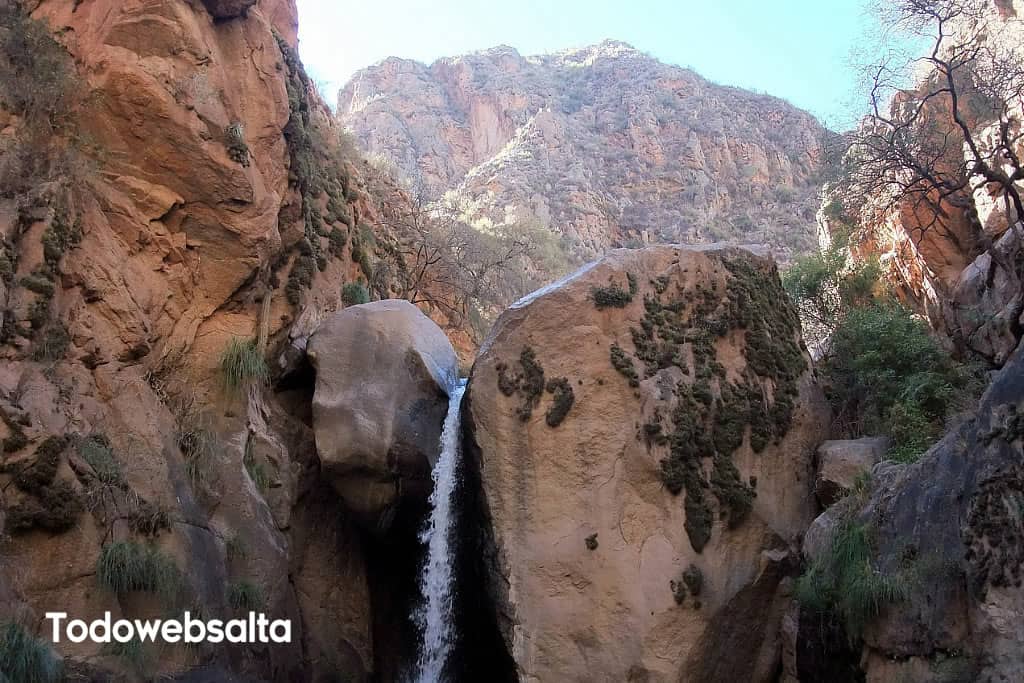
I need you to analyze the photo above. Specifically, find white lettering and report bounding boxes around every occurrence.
[46,612,67,643]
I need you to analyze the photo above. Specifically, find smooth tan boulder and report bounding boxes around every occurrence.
[814,437,889,507]
[467,245,829,682]
[307,299,459,526]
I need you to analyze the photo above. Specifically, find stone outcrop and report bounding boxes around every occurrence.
[814,437,888,507]
[465,245,829,681]
[0,1,412,680]
[828,0,1024,366]
[793,338,1024,682]
[340,41,825,262]
[307,299,458,527]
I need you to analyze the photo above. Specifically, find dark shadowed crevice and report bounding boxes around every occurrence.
[447,387,518,682]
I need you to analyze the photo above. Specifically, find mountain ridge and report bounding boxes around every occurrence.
[338,40,826,262]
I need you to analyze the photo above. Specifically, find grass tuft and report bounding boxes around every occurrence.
[218,338,269,393]
[227,581,265,611]
[0,622,62,683]
[795,520,910,640]
[96,541,181,603]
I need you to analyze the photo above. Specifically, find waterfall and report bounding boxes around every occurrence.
[412,378,468,683]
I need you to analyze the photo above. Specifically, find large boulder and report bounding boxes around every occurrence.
[814,437,889,507]
[307,300,459,526]
[466,245,829,682]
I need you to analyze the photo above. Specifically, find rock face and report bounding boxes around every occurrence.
[340,42,825,261]
[814,437,888,507]
[831,0,1024,366]
[794,338,1024,682]
[0,2,417,680]
[201,0,259,19]
[307,299,458,526]
[465,245,829,681]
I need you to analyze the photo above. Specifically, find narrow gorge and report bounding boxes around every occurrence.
[1,0,1023,682]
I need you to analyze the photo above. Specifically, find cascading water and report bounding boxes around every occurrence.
[412,378,468,683]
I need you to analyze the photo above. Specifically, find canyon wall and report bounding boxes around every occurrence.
[339,41,825,263]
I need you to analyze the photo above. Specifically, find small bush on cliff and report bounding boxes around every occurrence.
[824,302,977,462]
[0,622,62,683]
[77,434,125,487]
[218,338,269,393]
[97,541,181,602]
[795,520,910,640]
[227,581,265,611]
[341,282,369,306]
[0,3,78,128]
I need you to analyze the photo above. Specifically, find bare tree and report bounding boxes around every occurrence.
[844,0,1023,267]
[371,185,565,338]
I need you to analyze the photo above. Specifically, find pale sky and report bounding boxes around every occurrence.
[296,0,882,128]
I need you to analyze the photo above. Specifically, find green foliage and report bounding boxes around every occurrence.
[96,541,181,602]
[227,581,265,611]
[584,533,598,551]
[19,274,54,297]
[610,343,640,387]
[795,521,909,640]
[244,446,270,493]
[496,347,547,421]
[177,426,217,488]
[341,282,369,306]
[782,231,878,334]
[77,434,124,487]
[592,277,635,309]
[31,323,69,362]
[218,338,269,393]
[824,302,974,462]
[0,4,78,127]
[671,564,704,608]
[0,622,62,683]
[544,377,575,427]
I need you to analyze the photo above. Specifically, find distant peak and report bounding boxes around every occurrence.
[545,39,642,65]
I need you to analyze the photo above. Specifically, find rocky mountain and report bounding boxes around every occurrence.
[338,41,826,261]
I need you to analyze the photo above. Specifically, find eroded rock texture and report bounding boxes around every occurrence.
[339,42,825,262]
[466,245,829,681]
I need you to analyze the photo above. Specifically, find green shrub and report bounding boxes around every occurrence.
[824,302,974,462]
[96,541,181,602]
[177,427,217,487]
[0,622,62,683]
[227,581,265,611]
[794,521,909,640]
[544,377,575,427]
[244,451,270,493]
[31,323,69,362]
[218,338,269,393]
[76,434,124,487]
[341,282,369,306]
[5,479,83,534]
[13,435,66,493]
[0,4,78,128]
[591,281,634,309]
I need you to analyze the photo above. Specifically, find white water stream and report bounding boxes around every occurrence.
[412,378,467,683]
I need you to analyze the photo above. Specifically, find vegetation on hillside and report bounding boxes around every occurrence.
[784,239,979,463]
